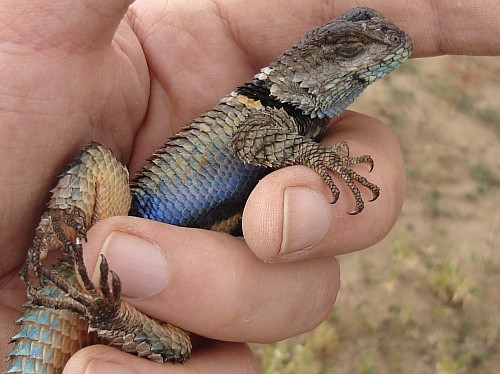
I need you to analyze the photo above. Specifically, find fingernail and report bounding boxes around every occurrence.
[85,360,134,374]
[280,187,331,255]
[98,231,168,299]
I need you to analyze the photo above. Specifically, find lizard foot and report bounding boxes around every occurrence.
[297,142,380,214]
[21,206,88,285]
[19,205,113,317]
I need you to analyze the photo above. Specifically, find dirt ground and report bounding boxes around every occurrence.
[254,56,500,373]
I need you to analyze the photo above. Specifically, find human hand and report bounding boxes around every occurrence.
[1,0,498,372]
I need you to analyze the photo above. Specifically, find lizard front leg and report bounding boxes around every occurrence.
[231,108,380,214]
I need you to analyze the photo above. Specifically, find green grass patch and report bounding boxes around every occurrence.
[470,161,500,194]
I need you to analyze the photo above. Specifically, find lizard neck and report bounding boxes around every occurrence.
[236,78,329,141]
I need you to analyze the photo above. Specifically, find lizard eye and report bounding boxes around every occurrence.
[333,37,365,58]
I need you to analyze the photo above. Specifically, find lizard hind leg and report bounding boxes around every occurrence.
[11,143,191,370]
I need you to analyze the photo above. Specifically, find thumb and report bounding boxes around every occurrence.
[0,0,134,49]
[81,216,339,342]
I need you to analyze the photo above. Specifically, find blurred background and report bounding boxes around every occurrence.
[253,55,500,374]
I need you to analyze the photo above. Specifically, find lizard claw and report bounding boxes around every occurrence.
[98,254,122,301]
[297,142,379,214]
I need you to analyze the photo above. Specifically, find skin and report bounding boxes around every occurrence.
[0,0,498,372]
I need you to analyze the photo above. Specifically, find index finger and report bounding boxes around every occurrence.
[212,0,499,60]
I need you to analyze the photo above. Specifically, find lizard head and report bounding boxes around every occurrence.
[257,7,413,119]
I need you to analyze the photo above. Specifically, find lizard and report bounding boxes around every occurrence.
[4,7,412,373]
